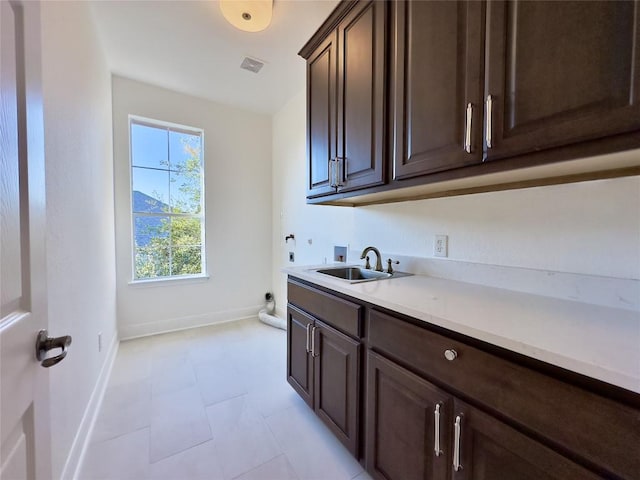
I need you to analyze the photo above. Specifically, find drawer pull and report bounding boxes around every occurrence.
[444,349,458,361]
[434,403,443,457]
[305,323,311,353]
[453,415,463,471]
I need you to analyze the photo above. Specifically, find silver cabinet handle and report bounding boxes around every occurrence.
[334,157,344,188]
[328,158,336,188]
[305,323,311,353]
[434,403,442,457]
[485,95,494,149]
[453,415,463,471]
[311,326,319,357]
[329,158,344,189]
[464,103,473,153]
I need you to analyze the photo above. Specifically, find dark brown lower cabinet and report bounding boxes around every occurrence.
[314,319,360,454]
[286,304,361,456]
[286,277,640,480]
[452,399,602,480]
[366,351,452,480]
[367,351,604,480]
[286,306,314,407]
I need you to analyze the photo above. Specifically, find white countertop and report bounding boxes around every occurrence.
[283,265,640,394]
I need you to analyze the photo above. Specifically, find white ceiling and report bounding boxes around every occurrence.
[89,0,339,114]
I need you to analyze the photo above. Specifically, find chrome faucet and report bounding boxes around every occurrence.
[360,246,383,272]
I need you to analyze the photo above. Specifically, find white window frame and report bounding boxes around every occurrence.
[128,115,207,284]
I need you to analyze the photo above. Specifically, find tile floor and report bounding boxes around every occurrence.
[80,318,373,480]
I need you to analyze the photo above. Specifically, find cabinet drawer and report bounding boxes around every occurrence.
[368,309,640,480]
[288,279,362,338]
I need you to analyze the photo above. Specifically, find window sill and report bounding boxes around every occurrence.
[128,274,210,288]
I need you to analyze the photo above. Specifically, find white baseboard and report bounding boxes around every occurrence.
[118,305,262,340]
[59,333,119,480]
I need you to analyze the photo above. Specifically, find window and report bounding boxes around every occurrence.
[129,116,205,281]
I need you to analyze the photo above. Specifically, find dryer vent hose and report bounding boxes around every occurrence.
[259,292,286,330]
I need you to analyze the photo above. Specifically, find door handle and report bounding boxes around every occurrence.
[35,330,72,368]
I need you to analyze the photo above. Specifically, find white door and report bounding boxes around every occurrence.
[1,2,54,479]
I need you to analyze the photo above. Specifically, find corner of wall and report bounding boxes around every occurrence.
[40,1,118,478]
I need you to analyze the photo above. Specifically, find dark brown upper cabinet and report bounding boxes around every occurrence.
[483,0,640,161]
[301,0,387,198]
[392,0,485,180]
[306,32,338,197]
[301,0,640,205]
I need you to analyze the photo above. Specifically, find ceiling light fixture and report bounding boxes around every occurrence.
[220,0,273,33]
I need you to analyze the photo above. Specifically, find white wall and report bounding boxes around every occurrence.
[271,90,353,314]
[40,2,117,478]
[352,177,640,280]
[112,76,273,338]
[272,90,640,308]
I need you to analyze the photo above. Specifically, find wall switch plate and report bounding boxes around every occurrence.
[289,252,295,262]
[434,235,448,257]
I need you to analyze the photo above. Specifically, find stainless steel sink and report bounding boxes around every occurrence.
[313,266,412,283]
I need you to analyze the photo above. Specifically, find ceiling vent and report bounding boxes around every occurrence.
[240,56,265,74]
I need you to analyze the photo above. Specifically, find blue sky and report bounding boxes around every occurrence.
[131,123,201,212]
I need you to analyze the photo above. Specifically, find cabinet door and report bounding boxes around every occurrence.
[484,0,640,161]
[307,31,338,197]
[392,0,484,180]
[366,352,452,480]
[452,399,603,480]
[286,306,314,407]
[336,0,387,192]
[313,319,360,455]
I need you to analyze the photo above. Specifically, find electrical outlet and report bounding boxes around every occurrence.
[434,235,448,257]
[98,332,102,352]
[289,251,295,262]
